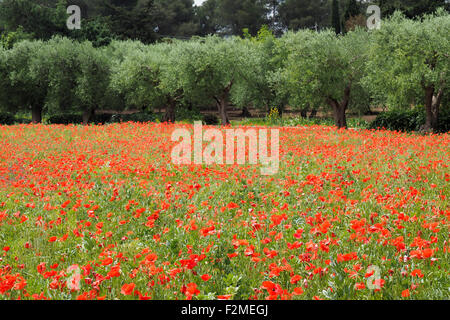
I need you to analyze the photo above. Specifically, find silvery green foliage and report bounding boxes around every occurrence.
[363,9,450,109]
[109,41,171,111]
[230,26,283,112]
[2,40,47,114]
[30,37,81,113]
[74,40,110,113]
[2,37,110,117]
[161,36,258,107]
[32,37,109,115]
[279,28,369,112]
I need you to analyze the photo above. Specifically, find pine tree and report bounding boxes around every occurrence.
[344,0,360,21]
[331,0,341,34]
[278,0,330,31]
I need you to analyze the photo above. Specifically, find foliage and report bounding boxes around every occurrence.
[278,0,330,31]
[0,112,15,125]
[0,26,33,49]
[331,0,341,34]
[176,106,203,122]
[0,0,67,40]
[363,10,450,131]
[0,10,448,129]
[370,107,450,133]
[280,28,369,115]
[202,113,219,125]
[46,113,84,124]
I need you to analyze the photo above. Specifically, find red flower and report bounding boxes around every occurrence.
[293,287,304,295]
[401,289,410,298]
[121,283,136,296]
[185,283,200,297]
[201,274,211,281]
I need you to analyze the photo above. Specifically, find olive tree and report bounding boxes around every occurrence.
[4,39,48,123]
[270,30,318,118]
[109,41,180,122]
[0,45,10,113]
[363,10,449,132]
[74,40,110,124]
[231,26,285,116]
[32,37,80,121]
[4,37,111,124]
[27,37,110,124]
[163,36,257,125]
[280,28,370,128]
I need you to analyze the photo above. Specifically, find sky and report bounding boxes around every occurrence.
[194,0,206,6]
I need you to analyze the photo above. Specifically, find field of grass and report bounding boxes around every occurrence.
[0,123,448,300]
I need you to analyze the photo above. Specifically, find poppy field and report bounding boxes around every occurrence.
[0,123,448,300]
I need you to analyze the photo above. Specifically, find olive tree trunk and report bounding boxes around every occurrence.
[327,85,351,129]
[216,96,230,125]
[31,105,42,124]
[424,86,443,132]
[214,81,232,125]
[82,108,95,125]
[163,98,176,123]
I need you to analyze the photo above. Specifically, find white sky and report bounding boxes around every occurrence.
[194,0,206,6]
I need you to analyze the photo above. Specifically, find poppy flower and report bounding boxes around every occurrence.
[121,283,136,296]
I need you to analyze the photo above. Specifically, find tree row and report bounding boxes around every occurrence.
[0,10,448,131]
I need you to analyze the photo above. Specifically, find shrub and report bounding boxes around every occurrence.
[14,117,32,124]
[202,114,219,125]
[111,112,156,123]
[93,113,112,124]
[0,112,15,125]
[370,108,450,133]
[176,107,203,123]
[436,108,450,133]
[47,114,83,125]
[370,109,424,132]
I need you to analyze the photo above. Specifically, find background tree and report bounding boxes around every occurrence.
[278,0,330,31]
[96,0,159,43]
[153,0,198,38]
[0,0,67,40]
[195,0,220,36]
[212,0,269,36]
[331,0,342,34]
[373,0,449,19]
[344,0,361,22]
[264,0,283,35]
[343,0,363,32]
